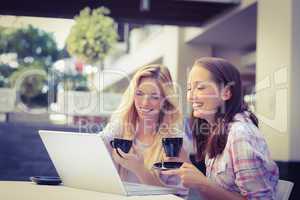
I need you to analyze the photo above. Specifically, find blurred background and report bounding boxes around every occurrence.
[0,0,299,199]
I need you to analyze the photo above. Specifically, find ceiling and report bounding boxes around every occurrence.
[188,2,257,50]
[0,0,240,26]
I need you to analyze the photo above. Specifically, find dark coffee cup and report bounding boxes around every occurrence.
[162,137,183,157]
[110,138,133,157]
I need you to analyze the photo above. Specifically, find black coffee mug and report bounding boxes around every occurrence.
[162,137,183,157]
[110,138,133,157]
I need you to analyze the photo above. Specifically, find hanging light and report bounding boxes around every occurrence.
[140,0,150,11]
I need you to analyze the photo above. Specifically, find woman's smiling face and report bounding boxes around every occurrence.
[187,65,223,122]
[134,77,162,121]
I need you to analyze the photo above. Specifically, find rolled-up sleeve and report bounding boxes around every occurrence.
[229,125,279,200]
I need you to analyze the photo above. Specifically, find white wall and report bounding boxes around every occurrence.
[289,0,300,161]
[256,0,300,161]
[95,26,179,91]
[177,29,212,115]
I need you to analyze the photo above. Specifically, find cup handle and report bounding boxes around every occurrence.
[110,140,114,148]
[110,140,123,158]
[115,148,123,158]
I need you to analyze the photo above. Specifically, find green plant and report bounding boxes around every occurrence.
[66,7,118,65]
[8,65,48,108]
[0,74,8,87]
[0,24,62,106]
[0,25,60,71]
[8,63,45,87]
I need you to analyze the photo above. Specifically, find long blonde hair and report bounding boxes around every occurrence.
[111,64,182,184]
[112,64,182,138]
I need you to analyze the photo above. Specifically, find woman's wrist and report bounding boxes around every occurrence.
[135,166,149,179]
[197,177,214,193]
[135,166,163,186]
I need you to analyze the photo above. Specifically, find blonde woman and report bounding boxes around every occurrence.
[100,64,187,190]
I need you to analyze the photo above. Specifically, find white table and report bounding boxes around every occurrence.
[0,181,183,200]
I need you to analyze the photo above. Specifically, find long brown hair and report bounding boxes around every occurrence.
[190,57,258,161]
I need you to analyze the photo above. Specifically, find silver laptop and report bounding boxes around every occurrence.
[38,130,178,196]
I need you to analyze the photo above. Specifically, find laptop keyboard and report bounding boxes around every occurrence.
[123,182,178,196]
[123,182,174,192]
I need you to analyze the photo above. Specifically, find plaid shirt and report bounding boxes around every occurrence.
[205,112,279,200]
